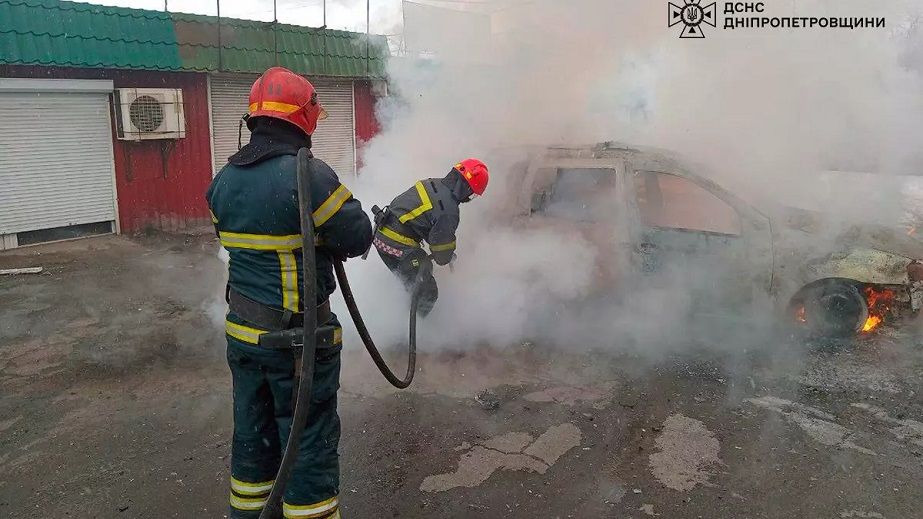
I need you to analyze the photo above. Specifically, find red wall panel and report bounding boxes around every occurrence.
[109,70,213,233]
[353,80,380,170]
[0,65,213,233]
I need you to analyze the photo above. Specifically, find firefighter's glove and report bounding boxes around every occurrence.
[316,235,348,262]
[327,246,349,263]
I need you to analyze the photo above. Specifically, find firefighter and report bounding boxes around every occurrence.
[206,67,372,519]
[372,159,489,316]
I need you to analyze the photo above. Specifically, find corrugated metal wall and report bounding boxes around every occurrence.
[111,70,213,232]
[0,65,214,233]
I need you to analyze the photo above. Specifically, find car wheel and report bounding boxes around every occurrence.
[795,281,869,338]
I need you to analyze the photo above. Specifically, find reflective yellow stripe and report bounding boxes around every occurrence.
[398,181,434,223]
[231,477,274,496]
[249,101,302,114]
[283,496,338,518]
[219,231,302,251]
[226,320,266,345]
[380,227,419,247]
[228,323,338,347]
[283,508,338,519]
[230,492,268,511]
[278,251,299,312]
[312,185,352,227]
[430,241,456,252]
[209,208,218,224]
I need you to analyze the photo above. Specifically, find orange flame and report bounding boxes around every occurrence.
[861,286,895,334]
[862,315,882,333]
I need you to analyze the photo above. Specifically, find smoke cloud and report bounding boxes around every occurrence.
[334,0,923,356]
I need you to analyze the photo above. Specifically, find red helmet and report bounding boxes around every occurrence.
[454,158,489,196]
[248,67,327,135]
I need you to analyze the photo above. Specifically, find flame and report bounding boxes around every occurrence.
[796,286,896,334]
[862,315,882,332]
[861,286,895,334]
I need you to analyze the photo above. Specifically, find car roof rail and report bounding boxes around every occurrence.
[594,141,640,153]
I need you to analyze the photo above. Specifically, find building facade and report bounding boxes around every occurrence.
[0,0,387,248]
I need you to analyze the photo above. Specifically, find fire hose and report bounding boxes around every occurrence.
[334,260,420,389]
[259,149,420,518]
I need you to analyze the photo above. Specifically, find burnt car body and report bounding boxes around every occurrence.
[504,142,923,337]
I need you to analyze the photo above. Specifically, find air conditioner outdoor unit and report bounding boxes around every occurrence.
[113,88,186,141]
[370,80,389,97]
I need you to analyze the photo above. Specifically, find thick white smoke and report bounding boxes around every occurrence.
[339,0,923,353]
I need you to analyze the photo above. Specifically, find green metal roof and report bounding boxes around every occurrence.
[0,0,387,77]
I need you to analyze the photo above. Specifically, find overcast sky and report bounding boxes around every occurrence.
[74,0,406,34]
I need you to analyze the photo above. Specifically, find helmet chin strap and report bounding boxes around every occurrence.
[237,114,250,150]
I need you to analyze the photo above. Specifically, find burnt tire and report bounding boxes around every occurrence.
[796,280,869,338]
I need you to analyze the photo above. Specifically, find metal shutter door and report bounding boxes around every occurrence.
[210,75,356,176]
[0,91,116,235]
[311,80,356,176]
[209,74,254,174]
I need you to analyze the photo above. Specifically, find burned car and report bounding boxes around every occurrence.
[504,142,923,337]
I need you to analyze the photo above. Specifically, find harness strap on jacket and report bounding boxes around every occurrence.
[228,286,332,331]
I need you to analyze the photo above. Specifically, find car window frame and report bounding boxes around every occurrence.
[631,168,747,238]
[525,158,624,212]
[533,166,619,220]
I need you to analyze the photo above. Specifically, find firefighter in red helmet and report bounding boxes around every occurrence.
[371,158,489,317]
[206,67,372,519]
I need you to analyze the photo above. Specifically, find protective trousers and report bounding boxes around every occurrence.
[376,247,438,317]
[226,323,342,519]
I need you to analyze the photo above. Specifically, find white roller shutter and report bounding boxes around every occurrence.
[210,74,253,174]
[0,89,116,236]
[311,80,356,177]
[209,74,356,176]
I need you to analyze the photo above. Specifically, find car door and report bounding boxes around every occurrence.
[523,158,634,295]
[626,167,773,310]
